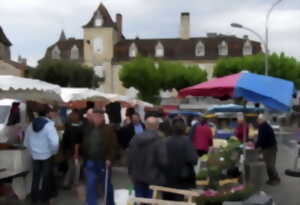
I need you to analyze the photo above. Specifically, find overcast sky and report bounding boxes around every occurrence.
[1,0,299,66]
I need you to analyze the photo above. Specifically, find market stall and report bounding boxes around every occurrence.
[179,71,295,204]
[0,76,63,199]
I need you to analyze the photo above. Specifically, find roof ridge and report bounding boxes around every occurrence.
[0,26,12,46]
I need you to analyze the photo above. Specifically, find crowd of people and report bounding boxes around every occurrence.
[21,103,281,205]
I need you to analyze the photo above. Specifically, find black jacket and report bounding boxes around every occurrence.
[128,130,166,185]
[164,135,198,189]
[117,123,145,149]
[256,122,277,149]
[62,123,84,156]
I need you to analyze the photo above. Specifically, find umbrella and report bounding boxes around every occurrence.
[0,75,62,103]
[208,104,264,113]
[179,72,295,112]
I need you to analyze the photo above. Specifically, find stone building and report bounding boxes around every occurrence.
[41,3,261,95]
[0,26,28,76]
[0,26,12,61]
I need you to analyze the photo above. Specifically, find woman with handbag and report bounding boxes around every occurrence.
[163,118,198,201]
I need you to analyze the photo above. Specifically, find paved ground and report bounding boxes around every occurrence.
[2,132,300,205]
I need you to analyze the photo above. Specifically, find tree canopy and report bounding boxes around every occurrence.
[214,53,300,88]
[29,60,100,88]
[119,56,207,103]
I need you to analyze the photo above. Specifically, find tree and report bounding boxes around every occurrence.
[119,56,161,103]
[119,56,207,103]
[214,53,300,88]
[29,60,100,88]
[158,60,207,91]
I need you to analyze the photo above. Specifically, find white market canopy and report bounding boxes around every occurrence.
[0,75,62,103]
[61,88,110,103]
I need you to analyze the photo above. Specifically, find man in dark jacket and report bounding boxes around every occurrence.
[62,109,84,189]
[118,113,145,149]
[82,109,119,205]
[128,117,166,199]
[256,114,280,186]
[164,118,198,201]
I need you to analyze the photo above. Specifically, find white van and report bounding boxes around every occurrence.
[0,99,27,143]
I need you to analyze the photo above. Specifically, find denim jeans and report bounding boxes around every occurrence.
[31,158,52,203]
[134,182,152,199]
[84,160,115,205]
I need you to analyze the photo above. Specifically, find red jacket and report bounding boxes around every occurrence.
[235,123,249,142]
[192,124,213,151]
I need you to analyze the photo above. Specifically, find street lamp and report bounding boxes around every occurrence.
[231,23,268,76]
[231,0,283,76]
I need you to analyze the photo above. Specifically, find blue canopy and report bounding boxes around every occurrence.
[168,110,202,117]
[233,73,295,112]
[208,104,264,113]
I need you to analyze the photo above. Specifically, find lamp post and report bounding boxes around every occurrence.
[231,0,283,76]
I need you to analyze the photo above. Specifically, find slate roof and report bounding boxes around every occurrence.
[0,26,12,46]
[44,38,84,61]
[83,3,118,30]
[113,35,261,62]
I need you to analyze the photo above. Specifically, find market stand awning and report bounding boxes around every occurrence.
[0,75,62,103]
[179,72,295,112]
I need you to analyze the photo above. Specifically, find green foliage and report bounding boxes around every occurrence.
[203,138,242,189]
[119,56,207,103]
[214,53,300,88]
[29,60,100,88]
[119,56,161,103]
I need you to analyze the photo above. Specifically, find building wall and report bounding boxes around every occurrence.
[83,27,122,93]
[0,60,22,76]
[0,43,10,60]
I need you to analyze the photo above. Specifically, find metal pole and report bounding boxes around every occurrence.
[265,0,283,76]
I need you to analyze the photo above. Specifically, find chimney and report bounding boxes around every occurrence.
[116,13,122,33]
[180,12,190,40]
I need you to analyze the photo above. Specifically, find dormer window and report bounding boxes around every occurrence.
[155,42,164,57]
[218,40,228,56]
[129,43,137,58]
[195,41,205,57]
[52,46,60,60]
[243,40,253,56]
[94,11,103,27]
[70,45,79,60]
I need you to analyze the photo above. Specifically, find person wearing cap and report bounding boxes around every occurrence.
[23,105,60,205]
[81,109,119,205]
[256,114,281,186]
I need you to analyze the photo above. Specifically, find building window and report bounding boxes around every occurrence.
[129,43,137,58]
[155,42,164,57]
[218,40,228,56]
[94,65,105,78]
[94,11,103,27]
[70,45,79,60]
[52,46,60,60]
[195,41,205,57]
[93,38,103,54]
[243,40,253,56]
